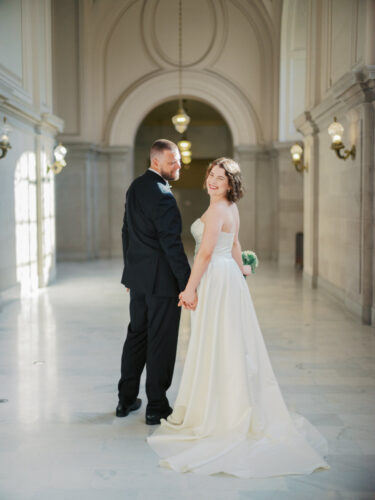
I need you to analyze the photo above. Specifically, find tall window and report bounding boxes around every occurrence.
[14,149,56,294]
[41,149,56,286]
[15,152,38,294]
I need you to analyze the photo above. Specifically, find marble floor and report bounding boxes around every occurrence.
[0,259,375,500]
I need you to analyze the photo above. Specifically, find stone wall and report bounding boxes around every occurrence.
[295,0,375,325]
[0,0,62,307]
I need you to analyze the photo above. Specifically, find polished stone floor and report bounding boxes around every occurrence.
[0,259,375,500]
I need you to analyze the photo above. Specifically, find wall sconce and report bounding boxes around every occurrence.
[328,117,356,160]
[290,143,308,173]
[48,143,67,174]
[0,117,12,159]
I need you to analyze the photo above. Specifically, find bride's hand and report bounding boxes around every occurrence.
[243,265,252,276]
[178,288,197,310]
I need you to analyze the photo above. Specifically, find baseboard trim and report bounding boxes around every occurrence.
[316,275,371,326]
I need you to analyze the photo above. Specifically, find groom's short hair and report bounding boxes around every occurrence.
[150,139,178,161]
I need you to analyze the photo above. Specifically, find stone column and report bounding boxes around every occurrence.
[234,146,257,251]
[55,143,134,261]
[255,149,278,260]
[105,146,133,258]
[234,145,278,259]
[55,143,98,260]
[359,101,374,324]
[295,112,319,287]
[273,141,304,266]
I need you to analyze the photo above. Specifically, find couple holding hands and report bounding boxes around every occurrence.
[116,139,329,478]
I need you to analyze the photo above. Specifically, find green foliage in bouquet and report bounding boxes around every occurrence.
[242,250,259,275]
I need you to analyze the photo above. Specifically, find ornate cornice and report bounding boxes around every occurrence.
[62,142,132,161]
[294,111,319,137]
[0,94,63,135]
[296,65,375,134]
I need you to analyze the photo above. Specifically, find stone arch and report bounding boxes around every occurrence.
[105,70,262,147]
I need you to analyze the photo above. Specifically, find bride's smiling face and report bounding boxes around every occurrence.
[206,165,229,199]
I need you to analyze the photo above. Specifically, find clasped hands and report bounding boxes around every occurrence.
[127,286,197,310]
[178,287,198,311]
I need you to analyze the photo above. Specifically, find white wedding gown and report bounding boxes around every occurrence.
[147,219,329,478]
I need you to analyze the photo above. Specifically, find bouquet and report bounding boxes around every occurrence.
[242,250,259,276]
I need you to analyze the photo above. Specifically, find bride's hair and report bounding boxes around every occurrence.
[204,158,244,202]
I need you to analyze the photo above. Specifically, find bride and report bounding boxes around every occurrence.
[147,158,329,478]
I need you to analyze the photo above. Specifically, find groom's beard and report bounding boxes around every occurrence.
[161,170,180,182]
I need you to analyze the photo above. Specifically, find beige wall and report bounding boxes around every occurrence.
[53,0,281,145]
[52,0,282,259]
[296,0,375,324]
[0,0,62,307]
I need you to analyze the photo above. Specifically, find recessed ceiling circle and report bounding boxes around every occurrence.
[142,0,226,68]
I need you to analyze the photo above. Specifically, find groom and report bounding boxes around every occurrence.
[117,139,196,425]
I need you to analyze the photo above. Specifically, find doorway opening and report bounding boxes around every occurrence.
[134,99,233,244]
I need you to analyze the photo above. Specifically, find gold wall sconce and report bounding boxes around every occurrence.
[48,143,67,174]
[290,143,308,173]
[0,117,12,159]
[328,117,356,160]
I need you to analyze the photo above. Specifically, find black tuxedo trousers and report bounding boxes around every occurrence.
[119,290,181,414]
[118,170,190,415]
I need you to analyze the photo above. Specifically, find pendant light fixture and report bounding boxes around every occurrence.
[171,0,190,134]
[178,131,192,166]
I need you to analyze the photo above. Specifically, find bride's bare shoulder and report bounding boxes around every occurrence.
[204,203,227,221]
[200,203,227,232]
[232,203,240,219]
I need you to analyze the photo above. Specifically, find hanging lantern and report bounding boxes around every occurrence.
[172,106,190,134]
[178,137,191,152]
[171,0,191,133]
[181,149,192,165]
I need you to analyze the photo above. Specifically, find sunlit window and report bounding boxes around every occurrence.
[14,149,56,294]
[15,152,38,294]
[41,149,56,286]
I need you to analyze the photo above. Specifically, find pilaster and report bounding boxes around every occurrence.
[55,143,132,260]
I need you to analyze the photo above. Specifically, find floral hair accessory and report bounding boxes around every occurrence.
[223,160,240,175]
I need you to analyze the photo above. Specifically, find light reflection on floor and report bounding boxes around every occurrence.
[0,259,375,499]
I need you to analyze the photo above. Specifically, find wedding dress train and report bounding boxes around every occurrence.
[147,219,329,478]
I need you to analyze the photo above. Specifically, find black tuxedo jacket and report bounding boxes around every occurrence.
[121,169,190,297]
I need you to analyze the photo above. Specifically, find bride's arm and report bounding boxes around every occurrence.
[231,206,251,276]
[232,236,244,272]
[178,206,224,306]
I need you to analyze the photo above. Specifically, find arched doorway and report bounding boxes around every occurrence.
[105,70,262,252]
[134,99,233,244]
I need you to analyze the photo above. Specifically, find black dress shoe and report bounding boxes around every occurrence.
[116,398,142,417]
[146,409,172,426]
